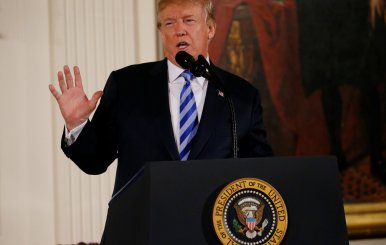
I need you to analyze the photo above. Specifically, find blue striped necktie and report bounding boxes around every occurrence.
[179,70,199,161]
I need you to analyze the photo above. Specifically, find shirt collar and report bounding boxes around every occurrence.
[167,59,207,88]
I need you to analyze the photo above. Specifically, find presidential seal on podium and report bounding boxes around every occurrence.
[213,178,288,245]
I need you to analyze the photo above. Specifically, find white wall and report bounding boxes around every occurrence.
[0,0,54,244]
[0,0,157,244]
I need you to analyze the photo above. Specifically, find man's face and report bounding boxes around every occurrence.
[158,2,216,67]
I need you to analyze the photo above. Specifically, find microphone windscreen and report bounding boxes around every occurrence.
[175,51,195,70]
[197,55,209,67]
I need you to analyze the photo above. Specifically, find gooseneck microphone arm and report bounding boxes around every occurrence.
[175,51,238,158]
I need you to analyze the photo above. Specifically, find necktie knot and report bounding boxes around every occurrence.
[180,70,194,82]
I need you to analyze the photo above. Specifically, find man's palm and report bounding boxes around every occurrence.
[49,65,103,131]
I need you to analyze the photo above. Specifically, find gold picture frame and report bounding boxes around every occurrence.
[345,202,386,238]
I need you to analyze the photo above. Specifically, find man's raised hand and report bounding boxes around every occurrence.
[49,65,103,131]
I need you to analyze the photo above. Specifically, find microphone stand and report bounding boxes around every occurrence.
[195,55,238,159]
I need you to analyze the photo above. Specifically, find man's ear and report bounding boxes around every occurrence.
[208,21,216,40]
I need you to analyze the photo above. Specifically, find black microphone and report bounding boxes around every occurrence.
[195,54,213,79]
[175,51,224,90]
[175,51,195,70]
[175,51,208,78]
[175,51,201,77]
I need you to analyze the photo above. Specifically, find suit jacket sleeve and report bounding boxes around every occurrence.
[61,71,119,174]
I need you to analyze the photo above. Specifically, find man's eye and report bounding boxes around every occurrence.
[185,19,195,24]
[165,21,174,27]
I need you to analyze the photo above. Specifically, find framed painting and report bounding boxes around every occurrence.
[210,0,386,238]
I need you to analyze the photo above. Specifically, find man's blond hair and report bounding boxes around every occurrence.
[156,0,215,28]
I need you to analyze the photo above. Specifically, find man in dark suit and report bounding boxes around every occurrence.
[49,0,273,195]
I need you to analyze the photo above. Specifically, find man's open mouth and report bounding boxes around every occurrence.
[177,41,189,49]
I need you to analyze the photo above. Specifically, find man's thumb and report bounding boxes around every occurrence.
[90,91,103,106]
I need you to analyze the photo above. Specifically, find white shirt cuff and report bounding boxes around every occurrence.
[64,121,88,146]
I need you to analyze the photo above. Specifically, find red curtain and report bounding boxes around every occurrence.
[210,0,329,155]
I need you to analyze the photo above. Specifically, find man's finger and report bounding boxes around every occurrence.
[57,71,67,93]
[74,66,83,89]
[64,65,74,88]
[48,84,61,101]
[89,91,103,109]
[91,91,103,103]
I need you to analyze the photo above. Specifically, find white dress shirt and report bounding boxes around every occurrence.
[65,59,208,150]
[167,60,208,151]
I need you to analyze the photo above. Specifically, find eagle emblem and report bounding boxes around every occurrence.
[213,178,288,245]
[234,197,269,239]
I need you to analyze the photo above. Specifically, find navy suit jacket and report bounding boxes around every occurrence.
[62,59,273,194]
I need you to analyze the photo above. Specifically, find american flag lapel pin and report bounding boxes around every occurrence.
[218,90,224,97]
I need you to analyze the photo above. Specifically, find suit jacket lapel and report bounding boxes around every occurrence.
[148,59,180,161]
[147,61,227,161]
[188,77,227,159]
